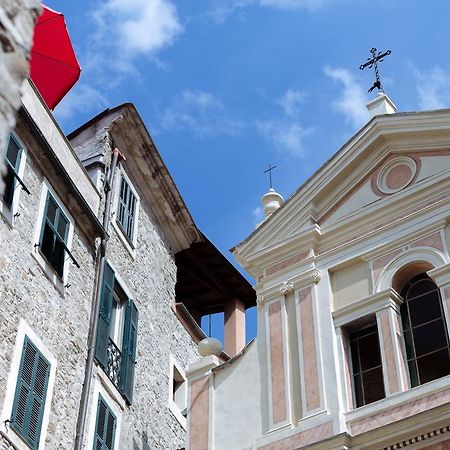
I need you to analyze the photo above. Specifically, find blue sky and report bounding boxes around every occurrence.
[45,0,450,343]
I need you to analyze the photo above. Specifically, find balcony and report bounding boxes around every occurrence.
[106,338,122,388]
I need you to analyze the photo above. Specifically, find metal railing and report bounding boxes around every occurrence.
[106,338,122,387]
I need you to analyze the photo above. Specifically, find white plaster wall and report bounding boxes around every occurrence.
[417,155,450,183]
[213,342,262,450]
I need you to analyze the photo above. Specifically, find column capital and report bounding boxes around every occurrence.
[186,355,220,382]
[428,263,450,288]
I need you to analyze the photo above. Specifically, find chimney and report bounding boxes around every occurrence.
[366,92,397,118]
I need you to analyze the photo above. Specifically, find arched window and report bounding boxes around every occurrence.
[400,273,450,387]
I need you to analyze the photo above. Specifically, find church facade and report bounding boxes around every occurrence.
[186,94,450,450]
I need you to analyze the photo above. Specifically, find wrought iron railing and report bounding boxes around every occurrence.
[107,338,122,387]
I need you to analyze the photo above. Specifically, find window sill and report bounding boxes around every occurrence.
[168,400,187,430]
[0,427,34,450]
[95,362,127,411]
[112,220,136,260]
[345,374,450,424]
[30,249,66,297]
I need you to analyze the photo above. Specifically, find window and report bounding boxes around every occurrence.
[349,319,385,407]
[39,193,70,278]
[94,396,116,450]
[95,262,139,404]
[169,357,187,427]
[1,134,30,221]
[400,273,450,387]
[116,176,137,242]
[10,337,50,450]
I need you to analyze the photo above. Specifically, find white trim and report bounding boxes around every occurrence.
[111,165,140,258]
[0,319,57,450]
[86,378,122,450]
[375,247,447,293]
[31,180,75,295]
[168,355,187,429]
[0,133,28,227]
[376,310,392,397]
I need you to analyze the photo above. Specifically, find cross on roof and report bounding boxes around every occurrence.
[359,47,391,93]
[264,164,277,189]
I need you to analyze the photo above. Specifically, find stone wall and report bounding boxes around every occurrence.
[0,117,97,448]
[0,0,41,190]
[80,140,199,450]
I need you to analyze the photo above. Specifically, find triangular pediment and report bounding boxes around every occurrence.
[234,109,450,270]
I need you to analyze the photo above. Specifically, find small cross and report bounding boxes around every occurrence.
[264,164,277,189]
[359,47,391,93]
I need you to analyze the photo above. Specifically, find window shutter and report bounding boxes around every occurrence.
[95,263,115,369]
[94,396,116,450]
[3,134,23,208]
[117,177,137,241]
[11,337,50,450]
[120,300,138,404]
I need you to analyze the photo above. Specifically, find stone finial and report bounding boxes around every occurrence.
[366,92,397,118]
[198,337,223,357]
[256,188,284,228]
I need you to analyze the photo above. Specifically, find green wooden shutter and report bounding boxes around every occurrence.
[11,337,50,450]
[94,396,116,450]
[117,177,136,241]
[3,134,23,209]
[95,263,115,369]
[119,300,138,404]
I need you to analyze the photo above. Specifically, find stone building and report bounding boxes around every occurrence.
[0,78,254,450]
[0,0,41,191]
[186,93,450,450]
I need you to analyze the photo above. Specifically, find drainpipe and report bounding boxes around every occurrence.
[74,146,123,450]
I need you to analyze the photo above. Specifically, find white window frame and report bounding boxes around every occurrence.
[86,379,122,450]
[31,181,75,295]
[0,319,57,450]
[168,355,187,429]
[0,133,28,227]
[111,166,140,258]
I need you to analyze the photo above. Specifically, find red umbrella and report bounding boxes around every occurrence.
[30,4,81,110]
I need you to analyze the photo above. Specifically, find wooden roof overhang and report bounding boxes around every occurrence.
[175,233,256,319]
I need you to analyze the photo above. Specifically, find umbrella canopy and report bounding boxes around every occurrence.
[30,4,81,110]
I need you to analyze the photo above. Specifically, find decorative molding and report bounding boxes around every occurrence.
[332,288,402,328]
[376,156,418,195]
[279,282,294,294]
[382,425,450,450]
[257,295,265,305]
[428,263,450,288]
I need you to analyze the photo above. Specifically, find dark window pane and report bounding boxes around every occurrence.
[3,167,15,209]
[413,320,448,357]
[401,303,411,331]
[52,239,65,277]
[358,332,382,372]
[407,279,437,298]
[46,197,58,225]
[362,366,385,405]
[408,360,419,388]
[403,329,415,360]
[353,373,364,408]
[417,348,450,384]
[408,291,442,327]
[57,213,69,241]
[40,224,54,261]
[350,340,360,375]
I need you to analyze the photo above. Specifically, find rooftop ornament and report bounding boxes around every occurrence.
[359,47,391,94]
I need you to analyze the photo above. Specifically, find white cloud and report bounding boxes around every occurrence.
[323,66,368,128]
[159,89,244,137]
[54,84,109,122]
[256,88,312,158]
[414,66,450,110]
[257,120,313,157]
[278,89,306,117]
[252,205,264,223]
[92,0,183,57]
[209,0,335,22]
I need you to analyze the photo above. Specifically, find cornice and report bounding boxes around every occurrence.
[256,268,322,305]
[428,262,450,288]
[332,288,402,327]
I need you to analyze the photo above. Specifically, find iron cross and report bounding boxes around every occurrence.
[264,164,277,189]
[359,47,391,93]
